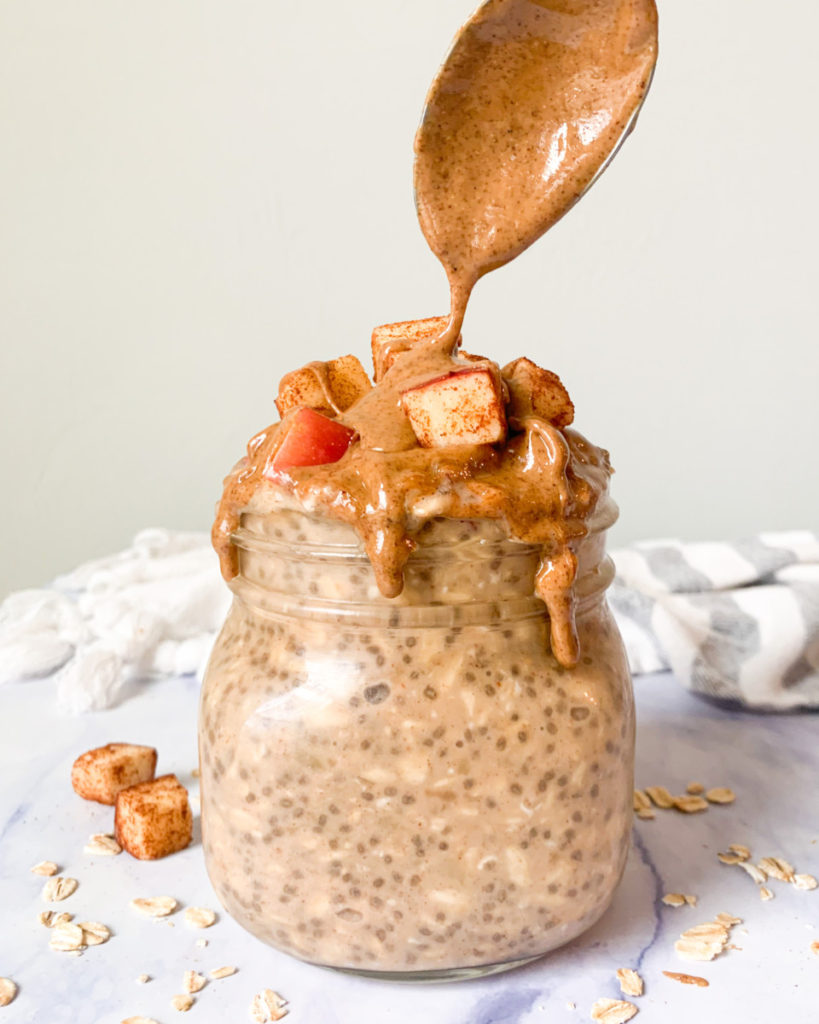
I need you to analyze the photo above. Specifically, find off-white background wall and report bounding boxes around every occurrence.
[1,0,817,596]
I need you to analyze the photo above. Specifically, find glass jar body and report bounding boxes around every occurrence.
[199,507,633,980]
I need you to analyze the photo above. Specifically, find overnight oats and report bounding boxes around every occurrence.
[200,0,657,983]
[200,319,634,978]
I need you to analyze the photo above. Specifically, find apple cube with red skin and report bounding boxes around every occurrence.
[275,355,371,418]
[502,357,574,428]
[400,365,507,448]
[266,408,355,478]
[371,316,451,382]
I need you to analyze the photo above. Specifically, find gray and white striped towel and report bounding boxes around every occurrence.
[609,531,819,710]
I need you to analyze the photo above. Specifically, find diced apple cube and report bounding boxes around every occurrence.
[115,774,192,861]
[502,357,574,428]
[371,316,449,382]
[71,743,158,806]
[266,408,355,478]
[275,355,371,417]
[275,365,330,417]
[400,366,507,448]
[325,355,372,411]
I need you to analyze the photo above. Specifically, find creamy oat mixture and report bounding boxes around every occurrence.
[201,506,632,972]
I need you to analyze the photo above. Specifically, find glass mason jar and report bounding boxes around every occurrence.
[199,499,632,981]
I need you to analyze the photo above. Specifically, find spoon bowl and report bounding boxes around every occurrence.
[413,0,659,336]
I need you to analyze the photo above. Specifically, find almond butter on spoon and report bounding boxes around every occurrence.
[414,0,658,352]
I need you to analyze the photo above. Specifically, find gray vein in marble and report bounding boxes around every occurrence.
[460,986,543,1024]
[629,826,664,972]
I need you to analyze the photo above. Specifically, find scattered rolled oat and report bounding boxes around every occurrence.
[192,767,201,778]
[42,876,78,902]
[705,787,735,805]
[729,843,751,860]
[758,857,795,883]
[811,940,819,955]
[674,921,730,962]
[185,907,217,929]
[662,971,709,987]
[738,862,768,885]
[250,989,289,1022]
[589,998,638,1023]
[130,896,178,918]
[793,874,818,891]
[636,807,655,821]
[717,852,745,865]
[183,971,207,994]
[662,893,697,908]
[171,994,195,1013]
[714,912,742,926]
[122,1018,160,1024]
[49,922,86,952]
[645,786,674,809]
[210,966,238,980]
[633,790,651,812]
[137,974,151,984]
[80,922,111,946]
[0,979,18,1007]
[616,968,643,997]
[30,860,59,876]
[760,887,774,901]
[673,795,708,814]
[84,833,122,856]
[39,910,73,928]
[686,782,705,795]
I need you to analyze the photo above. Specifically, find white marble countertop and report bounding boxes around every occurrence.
[0,670,817,1024]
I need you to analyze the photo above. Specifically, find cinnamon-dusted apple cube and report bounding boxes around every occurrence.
[115,774,193,860]
[371,316,449,381]
[275,355,371,417]
[71,743,158,806]
[502,357,574,428]
[325,355,372,411]
[401,365,507,448]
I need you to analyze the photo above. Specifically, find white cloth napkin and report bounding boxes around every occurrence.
[608,531,819,710]
[0,530,230,713]
[1,528,817,713]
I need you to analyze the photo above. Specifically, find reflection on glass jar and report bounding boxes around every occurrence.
[199,502,632,981]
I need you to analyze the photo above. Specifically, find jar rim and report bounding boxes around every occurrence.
[229,497,618,628]
[232,497,618,565]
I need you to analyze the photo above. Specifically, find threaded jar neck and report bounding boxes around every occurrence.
[229,501,617,630]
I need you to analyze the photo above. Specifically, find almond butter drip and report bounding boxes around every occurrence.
[213,0,657,666]
[213,418,609,667]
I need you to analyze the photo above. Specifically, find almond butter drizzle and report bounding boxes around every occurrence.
[213,419,608,666]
